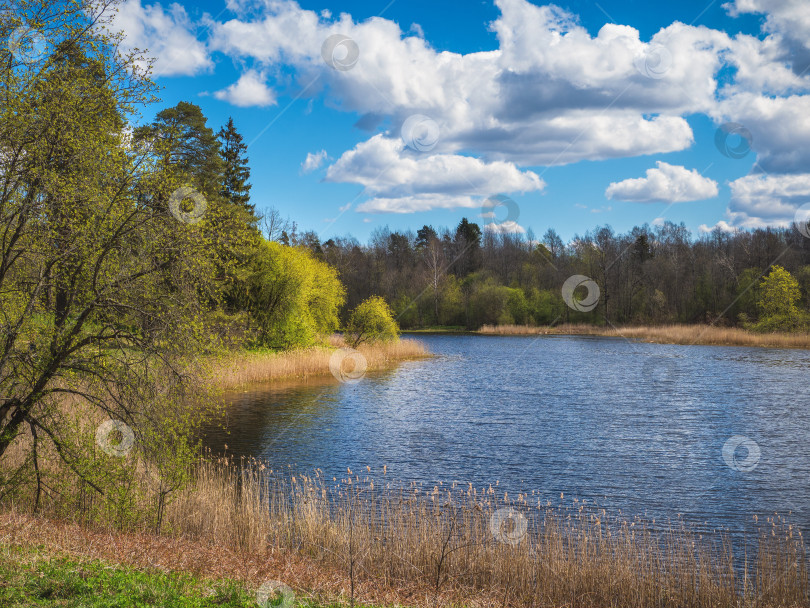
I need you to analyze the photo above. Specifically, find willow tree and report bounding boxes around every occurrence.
[0,0,220,522]
[238,239,346,349]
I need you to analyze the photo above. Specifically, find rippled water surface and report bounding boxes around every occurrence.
[203,334,810,535]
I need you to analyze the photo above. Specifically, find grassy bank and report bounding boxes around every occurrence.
[478,323,810,349]
[0,542,381,607]
[212,335,429,388]
[5,458,807,608]
[0,543,256,607]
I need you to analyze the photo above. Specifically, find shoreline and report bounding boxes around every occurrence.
[210,335,430,389]
[3,465,806,608]
[478,323,810,349]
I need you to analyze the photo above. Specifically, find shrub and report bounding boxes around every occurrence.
[240,240,345,349]
[753,266,809,332]
[345,296,400,347]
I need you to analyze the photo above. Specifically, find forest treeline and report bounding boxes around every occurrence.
[275,216,810,332]
[144,95,810,335]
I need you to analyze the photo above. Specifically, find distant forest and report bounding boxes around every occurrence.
[271,215,810,330]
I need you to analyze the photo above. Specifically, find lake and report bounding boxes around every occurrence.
[203,334,810,537]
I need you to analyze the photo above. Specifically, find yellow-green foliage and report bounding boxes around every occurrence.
[242,240,345,348]
[0,0,233,525]
[346,296,400,346]
[758,266,801,318]
[755,265,808,331]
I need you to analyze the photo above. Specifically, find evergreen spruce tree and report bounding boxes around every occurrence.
[218,117,254,215]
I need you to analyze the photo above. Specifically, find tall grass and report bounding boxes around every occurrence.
[3,454,807,607]
[167,460,809,607]
[211,335,429,388]
[479,323,810,349]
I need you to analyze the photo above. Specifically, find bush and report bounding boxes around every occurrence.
[506,288,530,325]
[346,296,400,346]
[467,279,513,327]
[751,312,810,333]
[753,266,808,332]
[757,266,801,319]
[240,240,345,348]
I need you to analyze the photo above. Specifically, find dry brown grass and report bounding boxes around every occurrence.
[5,455,807,608]
[479,323,810,349]
[210,335,429,389]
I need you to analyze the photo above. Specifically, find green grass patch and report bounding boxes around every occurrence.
[0,545,385,607]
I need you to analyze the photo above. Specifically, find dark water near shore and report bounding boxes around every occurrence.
[202,334,810,538]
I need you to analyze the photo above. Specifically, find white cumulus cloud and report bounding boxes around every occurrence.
[300,149,328,173]
[605,162,719,203]
[214,70,276,107]
[328,135,544,213]
[699,220,736,233]
[725,173,810,228]
[111,0,212,76]
[484,220,526,234]
[207,0,724,167]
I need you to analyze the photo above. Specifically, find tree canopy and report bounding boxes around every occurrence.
[346,296,400,347]
[238,240,345,349]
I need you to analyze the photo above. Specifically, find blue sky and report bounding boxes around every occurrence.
[113,0,810,242]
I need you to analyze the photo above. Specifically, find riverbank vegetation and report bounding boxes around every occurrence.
[3,2,810,607]
[479,323,810,348]
[0,0,417,592]
[2,462,807,608]
[213,335,428,388]
[0,541,379,607]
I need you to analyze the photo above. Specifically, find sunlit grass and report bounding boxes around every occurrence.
[210,335,430,388]
[0,544,387,607]
[479,323,810,348]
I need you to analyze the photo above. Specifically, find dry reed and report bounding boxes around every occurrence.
[479,323,810,349]
[163,460,808,607]
[6,454,806,608]
[210,335,429,388]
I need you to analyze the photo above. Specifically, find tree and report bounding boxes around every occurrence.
[345,296,400,347]
[239,240,345,348]
[137,103,259,307]
[453,218,482,277]
[134,102,224,197]
[218,117,254,215]
[733,267,762,324]
[416,225,438,250]
[0,0,218,518]
[542,228,564,259]
[419,230,445,324]
[755,266,804,330]
[758,266,801,318]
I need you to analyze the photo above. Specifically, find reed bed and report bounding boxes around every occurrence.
[211,335,429,388]
[163,458,808,608]
[479,323,810,349]
[3,454,808,607]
